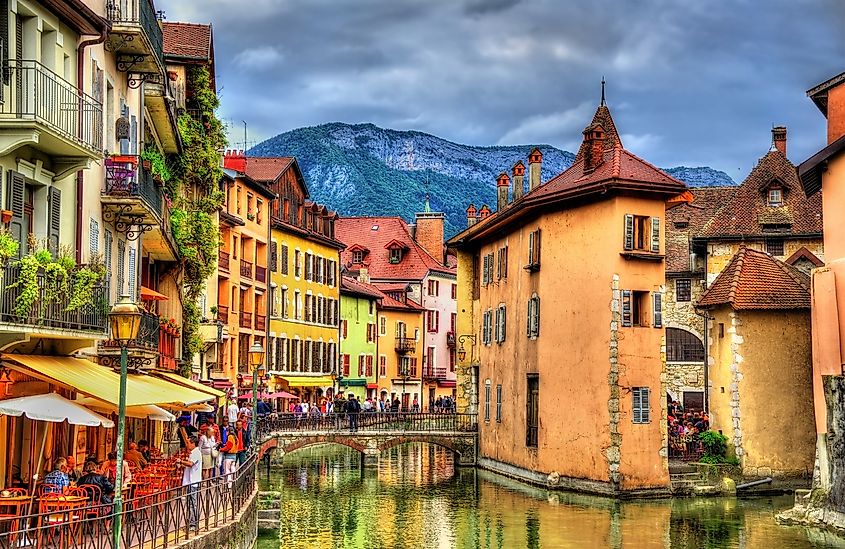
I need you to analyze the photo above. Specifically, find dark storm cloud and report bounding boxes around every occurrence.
[159,0,842,179]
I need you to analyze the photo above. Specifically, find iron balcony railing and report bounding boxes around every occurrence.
[104,157,163,219]
[218,250,230,271]
[0,264,108,333]
[105,0,165,70]
[395,337,415,353]
[0,59,103,154]
[216,304,229,323]
[239,311,252,329]
[422,366,448,380]
[100,309,160,353]
[255,313,266,331]
[255,265,267,283]
[257,412,478,437]
[240,260,253,279]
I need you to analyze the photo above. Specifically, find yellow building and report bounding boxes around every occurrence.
[376,288,425,410]
[229,154,344,405]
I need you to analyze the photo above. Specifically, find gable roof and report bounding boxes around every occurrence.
[807,71,845,116]
[698,149,822,238]
[666,187,737,273]
[162,22,213,61]
[340,276,384,300]
[336,217,454,281]
[697,247,810,310]
[242,156,309,199]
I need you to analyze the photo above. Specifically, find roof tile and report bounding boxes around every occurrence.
[162,22,212,60]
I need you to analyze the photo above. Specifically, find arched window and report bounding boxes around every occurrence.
[666,328,704,362]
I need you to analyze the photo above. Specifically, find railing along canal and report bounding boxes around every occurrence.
[0,454,257,549]
[257,412,478,438]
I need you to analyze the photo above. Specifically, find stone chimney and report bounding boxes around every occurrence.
[496,172,510,211]
[357,267,370,284]
[223,149,246,172]
[772,126,787,156]
[512,161,525,201]
[466,204,477,227]
[582,125,605,173]
[478,204,491,220]
[528,148,542,192]
[414,211,445,264]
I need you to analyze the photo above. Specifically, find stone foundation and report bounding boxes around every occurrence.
[170,490,258,549]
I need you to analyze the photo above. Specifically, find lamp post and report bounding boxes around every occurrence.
[248,342,264,449]
[108,295,141,549]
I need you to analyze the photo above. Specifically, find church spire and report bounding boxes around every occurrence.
[600,76,606,106]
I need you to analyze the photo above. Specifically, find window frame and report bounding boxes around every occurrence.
[632,387,651,424]
[675,278,692,302]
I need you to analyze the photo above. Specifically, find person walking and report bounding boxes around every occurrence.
[220,424,239,480]
[178,436,202,532]
[199,425,217,480]
[346,395,361,432]
[235,419,250,466]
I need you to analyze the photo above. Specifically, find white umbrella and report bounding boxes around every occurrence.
[75,396,176,422]
[0,393,114,427]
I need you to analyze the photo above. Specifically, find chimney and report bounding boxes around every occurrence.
[512,161,525,201]
[582,125,605,173]
[478,204,491,220]
[414,211,445,264]
[223,149,246,173]
[772,126,787,156]
[528,148,542,191]
[357,267,370,284]
[466,204,477,227]
[496,172,510,211]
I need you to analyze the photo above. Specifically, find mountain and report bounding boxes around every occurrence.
[249,122,735,238]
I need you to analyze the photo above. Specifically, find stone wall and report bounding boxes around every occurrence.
[666,362,705,400]
[173,490,258,549]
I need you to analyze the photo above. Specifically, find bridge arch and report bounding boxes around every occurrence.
[377,435,464,458]
[283,436,368,455]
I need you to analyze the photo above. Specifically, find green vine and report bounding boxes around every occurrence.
[140,147,172,185]
[0,229,19,262]
[66,263,106,312]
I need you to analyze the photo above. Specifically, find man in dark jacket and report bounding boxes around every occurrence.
[78,461,115,504]
[346,395,361,432]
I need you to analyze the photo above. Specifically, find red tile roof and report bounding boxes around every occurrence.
[699,149,823,238]
[697,247,810,310]
[666,187,737,273]
[244,157,295,183]
[162,22,213,61]
[336,217,455,281]
[340,276,384,300]
[379,293,425,312]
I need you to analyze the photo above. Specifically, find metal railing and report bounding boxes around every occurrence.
[255,265,267,283]
[255,314,266,331]
[257,412,478,437]
[422,366,448,380]
[216,304,229,323]
[100,309,160,353]
[395,337,415,353]
[218,250,230,272]
[240,260,252,279]
[0,455,257,549]
[239,311,252,329]
[0,264,108,333]
[104,157,163,218]
[0,59,103,153]
[105,0,165,70]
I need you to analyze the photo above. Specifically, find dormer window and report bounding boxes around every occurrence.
[389,248,403,264]
[384,239,408,264]
[352,251,364,264]
[768,188,783,206]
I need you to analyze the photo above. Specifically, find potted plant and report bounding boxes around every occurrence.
[1,210,12,224]
[141,159,152,171]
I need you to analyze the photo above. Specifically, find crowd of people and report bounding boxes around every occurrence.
[668,400,710,459]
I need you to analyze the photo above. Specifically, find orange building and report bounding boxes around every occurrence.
[447,101,686,495]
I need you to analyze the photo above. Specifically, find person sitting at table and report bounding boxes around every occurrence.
[65,455,81,482]
[99,451,132,488]
[137,440,152,462]
[77,461,114,505]
[124,442,148,469]
[42,457,70,493]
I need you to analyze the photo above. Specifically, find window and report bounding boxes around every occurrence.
[358,355,365,376]
[367,323,376,343]
[666,328,705,362]
[281,289,289,318]
[415,327,420,341]
[449,348,456,371]
[482,309,493,345]
[624,214,660,253]
[104,230,113,286]
[341,319,348,339]
[352,250,363,264]
[481,252,494,285]
[428,279,439,296]
[342,354,350,377]
[270,241,278,272]
[294,291,301,319]
[117,240,126,296]
[632,387,651,424]
[653,293,663,329]
[427,346,435,370]
[495,304,507,343]
[526,375,539,447]
[451,283,457,300]
[484,381,491,422]
[497,246,508,279]
[621,290,649,327]
[451,312,457,334]
[766,238,784,256]
[89,218,99,256]
[304,252,312,280]
[496,384,502,423]
[294,250,302,277]
[389,248,403,263]
[379,316,386,335]
[379,355,386,376]
[366,355,373,377]
[768,188,783,206]
[128,247,136,299]
[527,229,541,271]
[526,295,540,338]
[426,310,440,332]
[675,279,691,302]
[280,244,289,275]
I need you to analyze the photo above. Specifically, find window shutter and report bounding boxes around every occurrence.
[622,290,632,327]
[270,241,278,271]
[624,214,634,250]
[533,296,540,337]
[7,170,25,250]
[651,217,660,253]
[88,218,99,257]
[48,186,62,254]
[526,298,533,336]
[501,306,507,342]
[642,388,650,422]
[503,246,508,278]
[653,293,663,328]
[281,245,289,275]
[128,247,137,299]
[633,389,642,423]
[528,231,535,265]
[534,230,541,267]
[494,308,500,342]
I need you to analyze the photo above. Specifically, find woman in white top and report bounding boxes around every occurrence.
[198,425,217,479]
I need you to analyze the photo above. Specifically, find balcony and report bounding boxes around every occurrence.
[98,309,161,368]
[446,331,456,348]
[240,260,253,279]
[423,367,448,380]
[395,337,416,354]
[218,251,230,272]
[255,314,267,331]
[255,265,267,284]
[159,324,179,371]
[240,311,252,329]
[105,0,165,74]
[217,304,229,323]
[0,264,108,346]
[0,60,103,163]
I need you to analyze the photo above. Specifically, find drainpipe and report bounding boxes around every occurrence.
[75,28,109,264]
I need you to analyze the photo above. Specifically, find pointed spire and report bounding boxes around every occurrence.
[600,77,606,106]
[575,98,622,162]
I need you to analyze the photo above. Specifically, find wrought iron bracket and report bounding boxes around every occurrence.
[116,53,149,73]
[104,33,136,53]
[128,72,163,89]
[102,203,155,241]
[100,354,154,372]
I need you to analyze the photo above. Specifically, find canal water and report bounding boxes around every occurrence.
[257,444,845,549]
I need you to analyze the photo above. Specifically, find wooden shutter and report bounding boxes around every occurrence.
[633,389,642,423]
[528,231,535,265]
[501,306,507,342]
[503,246,508,278]
[48,186,61,254]
[622,290,632,327]
[366,355,373,377]
[281,245,289,275]
[0,0,9,86]
[343,354,350,376]
[88,218,99,257]
[270,241,278,271]
[482,254,489,286]
[651,217,660,253]
[624,214,634,250]
[653,293,663,328]
[534,230,541,267]
[128,247,137,299]
[526,298,533,336]
[6,170,25,250]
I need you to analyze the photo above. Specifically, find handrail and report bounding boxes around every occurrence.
[257,412,478,438]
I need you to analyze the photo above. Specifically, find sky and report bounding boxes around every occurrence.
[158,0,844,180]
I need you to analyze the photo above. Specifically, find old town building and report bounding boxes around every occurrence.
[374,282,425,409]
[339,276,382,399]
[336,213,457,409]
[448,102,687,495]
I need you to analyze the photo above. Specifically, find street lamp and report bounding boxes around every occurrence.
[248,342,264,448]
[108,295,141,549]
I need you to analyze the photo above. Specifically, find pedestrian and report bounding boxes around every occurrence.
[178,435,202,532]
[99,451,132,489]
[346,395,361,432]
[199,425,218,480]
[411,396,419,413]
[227,398,239,424]
[391,397,400,413]
[235,419,250,466]
[220,424,239,480]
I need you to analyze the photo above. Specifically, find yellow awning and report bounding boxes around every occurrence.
[2,355,213,407]
[279,375,334,388]
[154,372,226,402]
[75,397,176,422]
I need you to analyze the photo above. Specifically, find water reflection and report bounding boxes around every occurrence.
[257,443,845,549]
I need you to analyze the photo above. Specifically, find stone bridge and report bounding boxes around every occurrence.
[256,413,478,467]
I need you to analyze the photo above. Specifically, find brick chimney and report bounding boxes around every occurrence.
[466,204,477,227]
[512,161,525,201]
[582,125,605,173]
[478,204,491,220]
[414,211,446,264]
[528,148,542,192]
[223,149,246,172]
[772,126,787,156]
[496,172,510,211]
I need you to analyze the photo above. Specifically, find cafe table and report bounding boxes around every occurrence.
[0,495,31,540]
